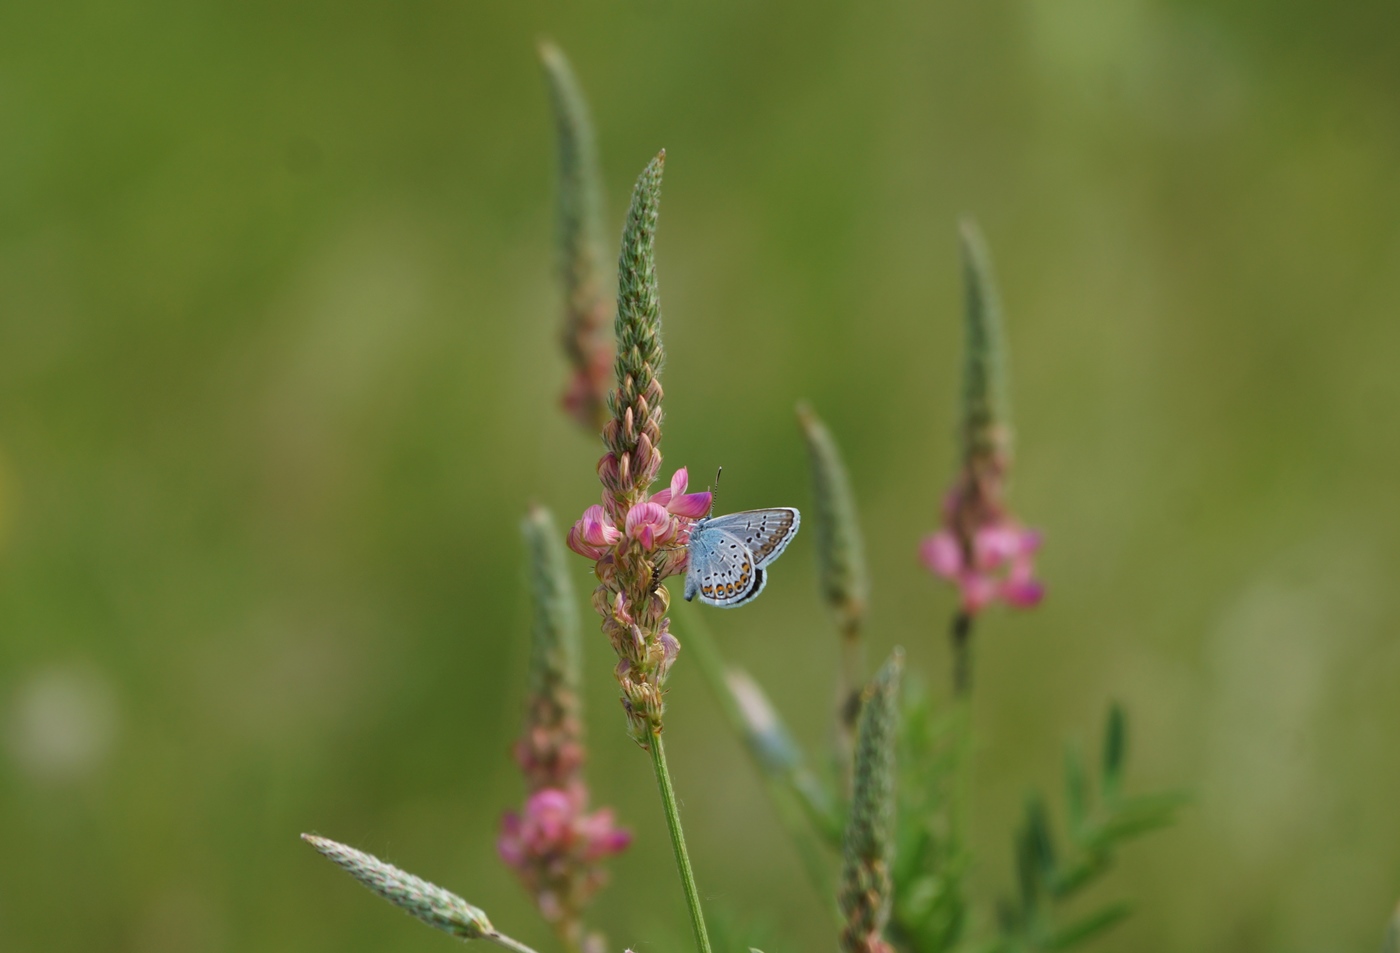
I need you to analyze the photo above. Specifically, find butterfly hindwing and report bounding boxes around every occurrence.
[684,523,764,607]
[683,507,800,609]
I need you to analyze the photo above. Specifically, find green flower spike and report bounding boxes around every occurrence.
[839,650,903,953]
[539,40,612,431]
[302,834,538,953]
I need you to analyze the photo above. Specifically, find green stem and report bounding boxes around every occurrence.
[948,611,976,883]
[836,617,864,791]
[486,932,545,953]
[951,610,974,697]
[648,734,714,953]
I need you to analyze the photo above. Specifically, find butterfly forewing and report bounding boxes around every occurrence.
[705,507,800,566]
[684,507,800,608]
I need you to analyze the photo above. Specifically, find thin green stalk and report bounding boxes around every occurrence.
[947,621,975,901]
[648,735,714,953]
[838,619,865,768]
[487,932,546,953]
[951,610,973,698]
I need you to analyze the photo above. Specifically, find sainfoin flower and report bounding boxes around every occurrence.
[499,787,631,923]
[506,507,627,949]
[570,469,710,559]
[922,218,1044,617]
[567,505,622,560]
[566,152,704,746]
[920,504,1043,614]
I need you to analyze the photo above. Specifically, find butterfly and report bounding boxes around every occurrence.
[683,507,801,608]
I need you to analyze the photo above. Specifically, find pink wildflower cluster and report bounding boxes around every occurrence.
[499,787,631,930]
[568,467,711,559]
[568,465,710,742]
[920,472,1044,615]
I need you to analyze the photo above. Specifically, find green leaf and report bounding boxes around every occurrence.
[1044,902,1132,950]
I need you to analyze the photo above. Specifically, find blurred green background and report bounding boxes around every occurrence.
[2,1,1399,951]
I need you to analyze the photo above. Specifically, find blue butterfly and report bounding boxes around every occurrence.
[683,507,800,608]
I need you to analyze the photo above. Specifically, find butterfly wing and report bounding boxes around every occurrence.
[704,508,801,568]
[684,521,766,608]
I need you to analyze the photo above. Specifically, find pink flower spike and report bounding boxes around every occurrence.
[920,531,963,579]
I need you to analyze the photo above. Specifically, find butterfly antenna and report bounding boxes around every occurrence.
[710,466,722,517]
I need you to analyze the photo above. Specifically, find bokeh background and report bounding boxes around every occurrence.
[3,1,1399,951]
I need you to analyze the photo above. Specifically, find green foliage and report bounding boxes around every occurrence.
[889,678,969,953]
[983,704,1186,953]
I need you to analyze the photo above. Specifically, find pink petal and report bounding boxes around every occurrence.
[576,808,632,859]
[566,524,608,560]
[579,505,620,546]
[1003,557,1044,608]
[975,525,1022,569]
[1017,528,1043,555]
[920,531,963,578]
[1003,576,1045,608]
[650,487,673,507]
[670,468,689,498]
[624,501,670,536]
[498,813,525,867]
[961,572,998,614]
[667,491,712,519]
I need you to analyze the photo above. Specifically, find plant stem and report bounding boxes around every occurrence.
[947,611,976,896]
[648,734,714,953]
[836,617,864,789]
[950,610,974,697]
[487,931,546,953]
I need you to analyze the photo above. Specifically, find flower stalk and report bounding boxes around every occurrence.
[921,218,1043,695]
[500,507,629,953]
[565,151,713,953]
[797,402,869,778]
[539,41,613,431]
